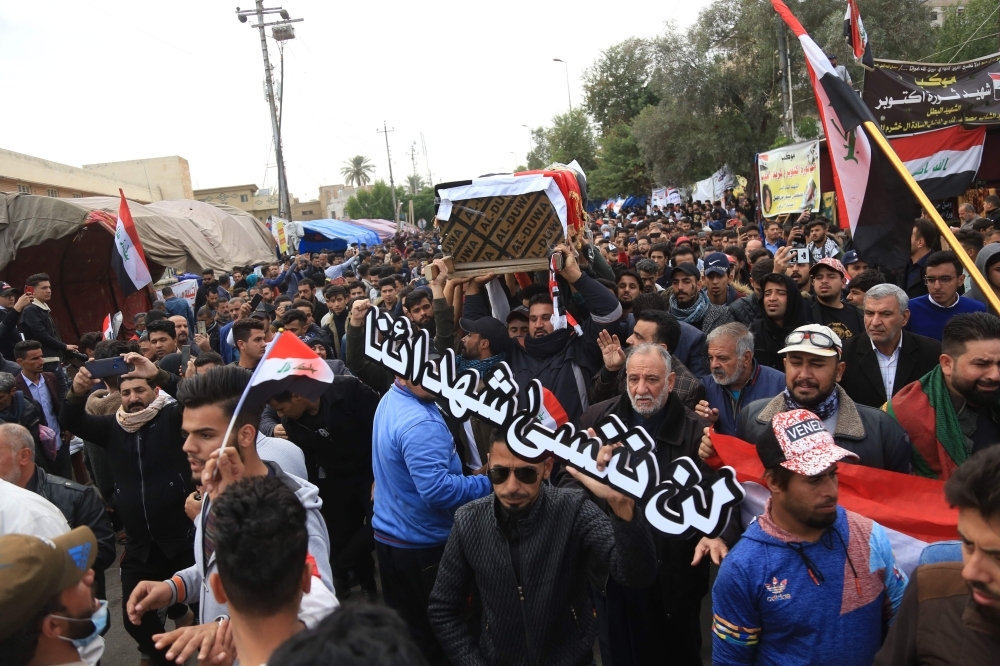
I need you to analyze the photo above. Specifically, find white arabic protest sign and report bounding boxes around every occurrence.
[362,309,745,539]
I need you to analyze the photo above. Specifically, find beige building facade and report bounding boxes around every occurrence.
[193,184,323,223]
[0,148,192,203]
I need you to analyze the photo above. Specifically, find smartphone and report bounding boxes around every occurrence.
[180,345,190,374]
[84,357,134,379]
[23,285,33,296]
[249,293,263,311]
[629,237,637,244]
[196,321,207,336]
[791,248,811,264]
[552,253,565,271]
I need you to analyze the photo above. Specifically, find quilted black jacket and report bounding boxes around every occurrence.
[428,485,657,666]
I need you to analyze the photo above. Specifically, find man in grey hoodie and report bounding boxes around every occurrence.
[125,367,338,664]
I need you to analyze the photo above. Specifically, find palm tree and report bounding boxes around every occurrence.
[341,155,375,188]
[406,174,426,194]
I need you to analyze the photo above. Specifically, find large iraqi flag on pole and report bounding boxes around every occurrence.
[112,190,152,295]
[773,0,917,270]
[707,432,957,577]
[889,125,987,201]
[844,0,874,69]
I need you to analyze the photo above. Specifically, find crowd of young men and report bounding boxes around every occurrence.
[2,194,1000,666]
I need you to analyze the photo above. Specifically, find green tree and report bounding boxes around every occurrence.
[402,187,435,224]
[526,127,550,170]
[406,174,426,194]
[631,0,934,187]
[344,180,406,220]
[932,0,1000,63]
[546,108,599,174]
[582,37,661,133]
[340,155,375,188]
[588,124,652,200]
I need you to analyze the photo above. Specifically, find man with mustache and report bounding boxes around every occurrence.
[695,322,785,436]
[59,352,193,665]
[575,344,715,665]
[712,409,907,665]
[700,323,912,472]
[886,312,1000,480]
[875,445,1000,663]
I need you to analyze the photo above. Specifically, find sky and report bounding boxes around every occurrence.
[0,0,713,203]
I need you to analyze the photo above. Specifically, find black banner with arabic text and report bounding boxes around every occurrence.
[862,52,1000,136]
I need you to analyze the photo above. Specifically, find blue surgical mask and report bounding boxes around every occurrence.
[53,599,108,648]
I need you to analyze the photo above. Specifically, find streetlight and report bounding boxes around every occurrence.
[521,124,533,157]
[553,58,571,111]
[236,3,303,221]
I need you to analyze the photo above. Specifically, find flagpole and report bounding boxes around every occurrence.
[216,330,283,460]
[862,120,1000,317]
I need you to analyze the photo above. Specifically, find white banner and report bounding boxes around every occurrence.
[692,166,735,202]
[651,187,668,208]
[666,188,682,205]
[157,278,199,309]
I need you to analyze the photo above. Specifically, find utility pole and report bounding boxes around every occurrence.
[421,132,433,186]
[237,3,302,222]
[378,122,399,229]
[408,142,420,187]
[776,18,793,139]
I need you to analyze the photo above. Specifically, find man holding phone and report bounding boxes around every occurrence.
[19,273,77,371]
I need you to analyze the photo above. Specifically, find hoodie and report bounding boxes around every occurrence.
[168,461,338,626]
[968,242,1000,307]
[712,504,907,666]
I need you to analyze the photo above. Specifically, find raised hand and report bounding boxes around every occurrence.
[597,329,626,372]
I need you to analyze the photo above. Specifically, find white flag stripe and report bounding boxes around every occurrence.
[901,146,984,182]
[115,218,152,288]
[253,356,335,386]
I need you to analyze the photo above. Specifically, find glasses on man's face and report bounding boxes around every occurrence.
[487,466,539,485]
[784,330,841,353]
[923,275,956,285]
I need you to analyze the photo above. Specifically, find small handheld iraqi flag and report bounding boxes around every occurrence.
[112,190,152,295]
[102,314,113,340]
[217,331,334,456]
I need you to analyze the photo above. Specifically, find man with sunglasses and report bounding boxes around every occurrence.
[700,323,911,474]
[428,430,656,666]
[907,251,986,342]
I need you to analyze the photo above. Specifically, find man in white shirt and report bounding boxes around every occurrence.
[0,479,69,538]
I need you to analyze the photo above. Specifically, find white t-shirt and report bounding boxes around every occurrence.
[0,479,70,538]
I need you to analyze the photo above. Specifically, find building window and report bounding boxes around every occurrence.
[17,184,30,194]
[47,188,58,198]
[72,192,82,198]
[301,210,313,215]
[240,194,249,202]
[956,6,964,15]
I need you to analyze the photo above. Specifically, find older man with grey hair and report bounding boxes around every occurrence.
[695,323,785,435]
[576,343,714,665]
[839,283,942,408]
[0,422,115,599]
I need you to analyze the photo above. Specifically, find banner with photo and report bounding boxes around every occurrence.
[692,166,735,202]
[862,52,1000,136]
[651,187,668,208]
[757,141,821,218]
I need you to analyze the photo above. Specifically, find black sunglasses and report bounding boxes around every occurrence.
[487,466,539,485]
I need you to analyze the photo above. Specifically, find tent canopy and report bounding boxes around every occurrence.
[298,219,381,253]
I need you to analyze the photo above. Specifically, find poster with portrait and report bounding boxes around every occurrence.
[757,141,821,218]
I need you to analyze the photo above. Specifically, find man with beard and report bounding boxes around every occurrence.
[700,323,911,473]
[402,289,435,334]
[668,263,733,334]
[461,245,622,425]
[887,312,1000,480]
[617,270,642,317]
[575,344,713,665]
[875,445,1000,663]
[785,250,813,296]
[59,353,193,665]
[695,323,785,435]
[712,409,906,665]
[635,259,662,293]
[167,315,200,359]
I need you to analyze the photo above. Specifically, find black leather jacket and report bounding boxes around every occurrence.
[31,466,116,572]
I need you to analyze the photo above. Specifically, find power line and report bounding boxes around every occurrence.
[919,31,1000,62]
[947,4,1000,63]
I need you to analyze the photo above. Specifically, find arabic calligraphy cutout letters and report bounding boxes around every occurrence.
[644,460,745,540]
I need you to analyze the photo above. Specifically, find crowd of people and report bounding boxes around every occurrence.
[2,191,1000,666]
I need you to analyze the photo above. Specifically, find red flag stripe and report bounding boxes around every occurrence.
[706,431,957,544]
[118,190,148,266]
[889,125,987,161]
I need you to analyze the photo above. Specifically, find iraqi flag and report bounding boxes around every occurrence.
[844,0,874,69]
[706,431,957,577]
[889,125,986,201]
[245,331,335,405]
[773,0,917,270]
[111,190,152,295]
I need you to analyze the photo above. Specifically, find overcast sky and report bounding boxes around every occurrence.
[1,0,712,202]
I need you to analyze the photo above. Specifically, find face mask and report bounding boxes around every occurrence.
[53,599,107,666]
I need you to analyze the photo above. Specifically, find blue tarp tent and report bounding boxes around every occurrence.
[298,220,381,253]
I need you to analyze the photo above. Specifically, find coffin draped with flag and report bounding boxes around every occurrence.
[773,0,917,271]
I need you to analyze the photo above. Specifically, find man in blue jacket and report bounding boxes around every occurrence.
[696,322,785,435]
[711,408,907,665]
[372,373,492,665]
[161,286,195,334]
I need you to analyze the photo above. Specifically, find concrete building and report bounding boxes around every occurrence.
[926,0,964,27]
[318,183,357,219]
[0,149,192,203]
[193,183,323,223]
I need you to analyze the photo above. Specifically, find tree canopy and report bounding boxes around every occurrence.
[340,155,375,188]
